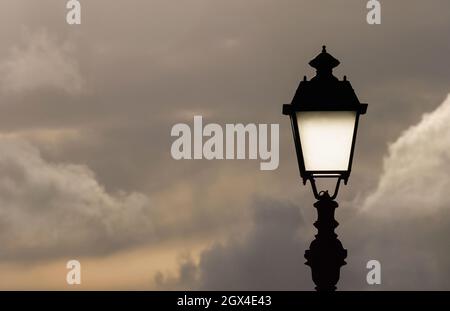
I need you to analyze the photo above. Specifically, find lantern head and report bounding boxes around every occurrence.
[283,46,367,198]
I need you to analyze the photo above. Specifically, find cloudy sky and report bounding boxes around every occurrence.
[0,0,449,290]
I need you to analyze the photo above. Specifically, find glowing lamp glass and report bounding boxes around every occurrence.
[296,111,356,173]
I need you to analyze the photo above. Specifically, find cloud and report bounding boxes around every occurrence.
[0,30,84,95]
[340,93,450,290]
[363,94,450,216]
[155,199,312,290]
[0,136,155,260]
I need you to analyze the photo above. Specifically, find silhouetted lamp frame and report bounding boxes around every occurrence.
[283,46,367,200]
[283,46,368,291]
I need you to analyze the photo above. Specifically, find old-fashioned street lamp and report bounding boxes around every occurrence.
[282,46,367,291]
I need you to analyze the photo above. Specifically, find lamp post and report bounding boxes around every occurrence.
[282,46,367,291]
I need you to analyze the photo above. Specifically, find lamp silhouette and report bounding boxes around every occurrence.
[282,46,368,291]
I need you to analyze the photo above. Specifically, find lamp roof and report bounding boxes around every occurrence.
[283,46,367,114]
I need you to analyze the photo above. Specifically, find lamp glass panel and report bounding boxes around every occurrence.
[296,111,356,172]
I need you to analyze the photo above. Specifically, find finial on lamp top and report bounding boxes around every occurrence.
[309,45,340,73]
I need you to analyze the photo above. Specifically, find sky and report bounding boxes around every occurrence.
[0,0,449,290]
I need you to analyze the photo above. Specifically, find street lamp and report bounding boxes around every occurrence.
[282,46,367,291]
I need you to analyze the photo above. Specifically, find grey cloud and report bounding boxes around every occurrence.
[339,93,450,290]
[363,94,450,216]
[0,135,286,262]
[0,136,156,260]
[0,29,84,95]
[155,199,313,290]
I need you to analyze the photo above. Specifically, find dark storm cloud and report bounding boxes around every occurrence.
[156,199,312,290]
